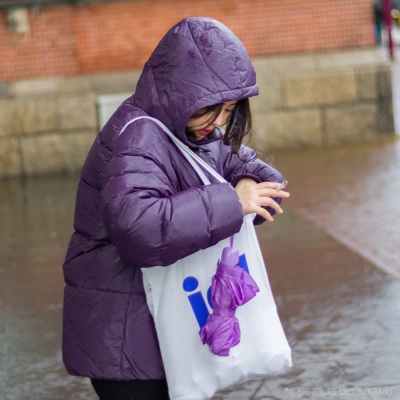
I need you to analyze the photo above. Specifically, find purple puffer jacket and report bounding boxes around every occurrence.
[62,17,284,380]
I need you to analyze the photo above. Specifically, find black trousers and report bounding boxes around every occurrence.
[91,379,170,400]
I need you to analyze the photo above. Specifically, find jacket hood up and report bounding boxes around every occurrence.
[62,18,285,383]
[133,17,259,144]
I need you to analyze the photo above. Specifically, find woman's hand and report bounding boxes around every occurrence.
[235,178,290,222]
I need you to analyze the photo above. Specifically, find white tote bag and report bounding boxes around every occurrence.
[120,117,292,400]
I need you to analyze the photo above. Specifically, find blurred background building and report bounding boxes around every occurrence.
[0,0,395,178]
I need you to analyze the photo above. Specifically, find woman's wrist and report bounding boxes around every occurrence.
[234,178,258,190]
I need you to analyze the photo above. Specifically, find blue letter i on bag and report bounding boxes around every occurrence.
[182,253,250,333]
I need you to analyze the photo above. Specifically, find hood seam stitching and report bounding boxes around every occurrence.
[186,21,223,102]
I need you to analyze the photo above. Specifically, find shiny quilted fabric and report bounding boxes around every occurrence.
[62,17,283,380]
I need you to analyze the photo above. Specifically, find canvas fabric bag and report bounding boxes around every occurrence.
[119,117,292,400]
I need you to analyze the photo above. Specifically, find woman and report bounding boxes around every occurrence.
[62,17,289,400]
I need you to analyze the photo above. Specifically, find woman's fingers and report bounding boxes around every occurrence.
[256,188,290,199]
[235,180,290,220]
[255,197,284,214]
[255,181,284,190]
[254,205,274,221]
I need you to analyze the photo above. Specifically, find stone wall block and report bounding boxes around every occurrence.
[251,109,322,151]
[250,77,281,112]
[373,101,394,138]
[376,68,393,99]
[10,71,138,97]
[283,71,357,108]
[0,98,57,136]
[315,50,382,69]
[0,82,10,97]
[0,138,22,177]
[21,131,96,176]
[357,69,377,100]
[252,56,316,75]
[0,101,13,136]
[324,104,385,146]
[90,71,139,94]
[357,67,392,101]
[57,93,98,131]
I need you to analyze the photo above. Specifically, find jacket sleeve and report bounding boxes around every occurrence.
[101,138,244,268]
[222,143,285,225]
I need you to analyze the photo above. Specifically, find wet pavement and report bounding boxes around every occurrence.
[1,140,400,400]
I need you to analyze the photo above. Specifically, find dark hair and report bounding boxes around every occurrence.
[185,98,252,156]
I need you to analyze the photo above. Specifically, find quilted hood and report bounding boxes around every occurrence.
[133,17,259,144]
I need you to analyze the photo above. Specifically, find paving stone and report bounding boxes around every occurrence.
[213,378,264,399]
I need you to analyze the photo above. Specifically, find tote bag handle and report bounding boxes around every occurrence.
[119,116,227,186]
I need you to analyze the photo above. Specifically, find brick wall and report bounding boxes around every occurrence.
[0,0,375,82]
